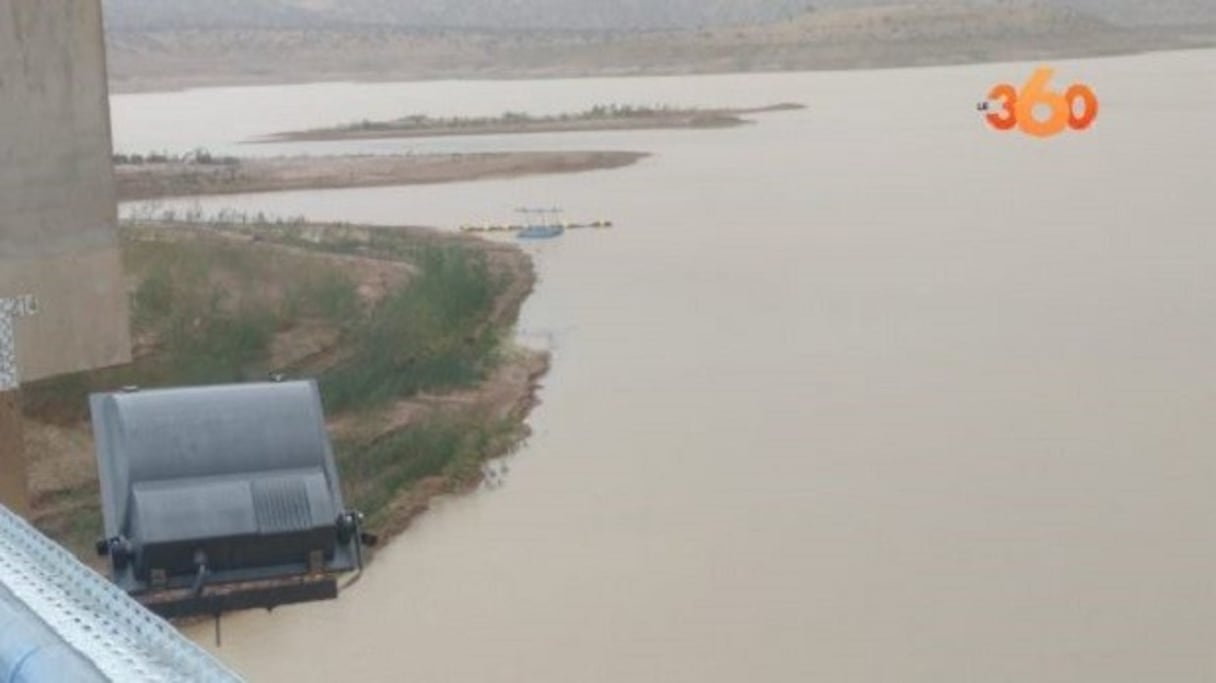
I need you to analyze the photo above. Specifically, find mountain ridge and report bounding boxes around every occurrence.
[102,0,1216,32]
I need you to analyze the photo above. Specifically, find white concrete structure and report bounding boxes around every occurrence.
[0,0,130,382]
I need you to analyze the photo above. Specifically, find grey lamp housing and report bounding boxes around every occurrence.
[89,380,366,616]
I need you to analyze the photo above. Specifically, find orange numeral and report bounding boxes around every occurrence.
[1065,84,1099,130]
[985,84,1018,131]
[983,67,1098,136]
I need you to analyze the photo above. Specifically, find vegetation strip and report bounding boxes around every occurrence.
[263,103,804,142]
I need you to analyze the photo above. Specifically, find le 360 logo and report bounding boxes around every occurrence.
[978,66,1098,138]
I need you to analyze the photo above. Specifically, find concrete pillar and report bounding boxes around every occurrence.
[0,0,132,515]
[0,0,131,383]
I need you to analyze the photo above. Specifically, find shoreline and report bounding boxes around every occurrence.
[115,151,649,202]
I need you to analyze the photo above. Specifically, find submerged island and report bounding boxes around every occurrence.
[260,103,805,143]
[114,150,648,201]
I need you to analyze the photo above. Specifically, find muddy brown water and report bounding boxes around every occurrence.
[112,50,1216,681]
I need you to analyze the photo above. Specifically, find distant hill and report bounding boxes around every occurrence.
[103,0,1216,32]
[805,1,1216,27]
[102,0,811,31]
[304,0,813,30]
[102,0,1216,92]
[102,0,317,30]
[1051,0,1216,27]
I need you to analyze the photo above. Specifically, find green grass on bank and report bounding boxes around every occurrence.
[27,230,498,420]
[321,246,501,413]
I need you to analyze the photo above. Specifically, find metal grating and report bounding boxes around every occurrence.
[0,504,243,682]
[0,295,37,391]
[252,477,313,534]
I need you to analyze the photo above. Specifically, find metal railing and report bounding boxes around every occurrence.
[0,504,242,682]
